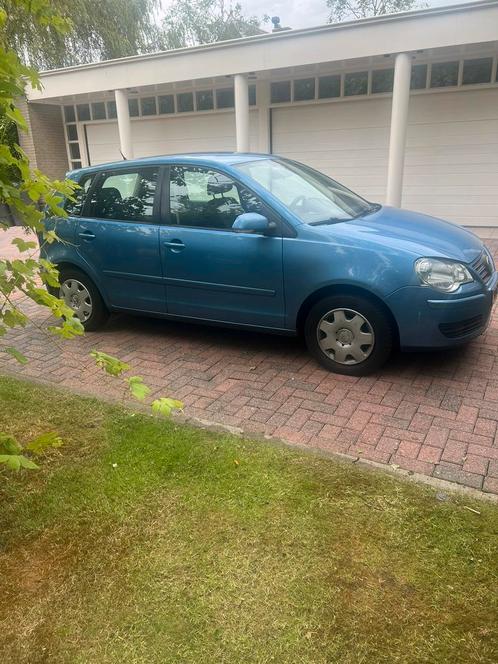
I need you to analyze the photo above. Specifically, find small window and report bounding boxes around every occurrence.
[66,124,78,141]
[371,69,394,94]
[64,105,76,123]
[158,94,175,114]
[76,104,91,121]
[249,84,256,106]
[90,168,159,222]
[196,90,214,111]
[462,57,493,85]
[216,88,234,109]
[318,75,341,99]
[107,101,117,119]
[177,92,194,112]
[410,64,428,90]
[69,143,81,160]
[91,102,106,120]
[294,78,315,101]
[128,98,139,117]
[169,165,264,230]
[344,71,368,96]
[141,97,157,116]
[430,61,459,88]
[271,81,291,104]
[71,161,82,170]
[64,174,94,216]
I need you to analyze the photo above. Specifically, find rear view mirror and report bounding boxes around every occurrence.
[232,212,275,235]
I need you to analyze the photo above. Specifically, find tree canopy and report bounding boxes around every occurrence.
[160,0,266,50]
[327,0,423,23]
[1,0,160,69]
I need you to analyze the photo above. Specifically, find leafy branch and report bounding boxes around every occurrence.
[0,1,183,474]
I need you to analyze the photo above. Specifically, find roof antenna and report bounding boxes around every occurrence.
[120,150,128,160]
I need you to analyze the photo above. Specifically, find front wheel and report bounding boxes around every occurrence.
[304,295,393,376]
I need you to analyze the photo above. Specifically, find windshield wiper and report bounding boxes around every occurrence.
[308,218,348,226]
[361,202,382,217]
[308,203,382,226]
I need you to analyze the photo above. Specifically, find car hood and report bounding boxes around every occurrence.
[316,206,483,263]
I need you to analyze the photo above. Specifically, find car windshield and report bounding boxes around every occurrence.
[235,158,376,225]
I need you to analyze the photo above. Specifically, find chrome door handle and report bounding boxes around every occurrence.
[78,230,96,240]
[163,240,185,251]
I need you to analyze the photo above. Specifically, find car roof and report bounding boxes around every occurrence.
[67,152,273,177]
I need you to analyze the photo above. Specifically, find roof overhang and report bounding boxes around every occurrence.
[27,1,498,102]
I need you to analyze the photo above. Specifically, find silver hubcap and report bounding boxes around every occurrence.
[60,279,93,323]
[317,308,375,365]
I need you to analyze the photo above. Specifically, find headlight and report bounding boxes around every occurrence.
[415,258,473,293]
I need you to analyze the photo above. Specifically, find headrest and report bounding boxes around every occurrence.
[207,174,233,195]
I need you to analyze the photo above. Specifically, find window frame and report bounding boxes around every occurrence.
[82,165,165,225]
[162,163,292,236]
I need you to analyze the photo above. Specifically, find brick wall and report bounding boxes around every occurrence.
[18,98,69,179]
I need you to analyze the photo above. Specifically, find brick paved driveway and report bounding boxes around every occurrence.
[2,227,498,495]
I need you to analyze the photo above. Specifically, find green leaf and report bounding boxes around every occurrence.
[4,347,28,364]
[11,237,37,253]
[0,454,38,471]
[126,376,151,402]
[26,431,63,455]
[91,351,130,377]
[2,309,28,328]
[0,433,22,455]
[151,397,184,417]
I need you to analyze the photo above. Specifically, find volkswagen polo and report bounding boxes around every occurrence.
[41,153,497,376]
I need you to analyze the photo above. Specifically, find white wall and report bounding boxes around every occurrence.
[86,111,259,165]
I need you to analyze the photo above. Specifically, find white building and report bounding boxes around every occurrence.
[21,1,498,227]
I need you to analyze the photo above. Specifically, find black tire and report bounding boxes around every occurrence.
[58,267,109,332]
[304,295,393,376]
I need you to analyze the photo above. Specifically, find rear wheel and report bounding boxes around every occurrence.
[304,295,393,376]
[58,268,109,331]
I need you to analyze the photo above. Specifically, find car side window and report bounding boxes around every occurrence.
[64,174,95,216]
[169,165,265,230]
[88,167,159,222]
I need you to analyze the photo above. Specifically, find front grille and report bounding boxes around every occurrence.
[439,315,485,339]
[471,251,493,284]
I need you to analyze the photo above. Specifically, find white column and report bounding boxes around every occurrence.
[114,89,133,160]
[386,53,412,208]
[234,73,250,153]
[256,79,271,153]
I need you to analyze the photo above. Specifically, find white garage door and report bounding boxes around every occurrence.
[272,97,391,204]
[272,88,498,227]
[85,111,258,166]
[404,88,498,227]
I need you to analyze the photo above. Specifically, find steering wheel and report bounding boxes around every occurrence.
[288,194,307,212]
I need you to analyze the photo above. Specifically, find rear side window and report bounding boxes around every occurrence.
[89,168,159,222]
[64,174,95,216]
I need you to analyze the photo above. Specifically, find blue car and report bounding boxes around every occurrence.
[42,153,497,376]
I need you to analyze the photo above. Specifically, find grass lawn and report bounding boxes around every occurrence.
[0,375,497,663]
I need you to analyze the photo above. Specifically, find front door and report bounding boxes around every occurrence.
[160,165,285,328]
[76,165,166,314]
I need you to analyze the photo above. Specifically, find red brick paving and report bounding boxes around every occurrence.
[2,227,498,494]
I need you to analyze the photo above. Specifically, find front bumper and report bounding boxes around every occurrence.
[385,271,497,349]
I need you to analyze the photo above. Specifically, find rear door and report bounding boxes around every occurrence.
[76,165,166,313]
[159,164,286,328]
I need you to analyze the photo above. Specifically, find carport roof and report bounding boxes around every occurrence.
[28,1,498,103]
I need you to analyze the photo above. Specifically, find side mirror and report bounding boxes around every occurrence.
[232,212,275,235]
